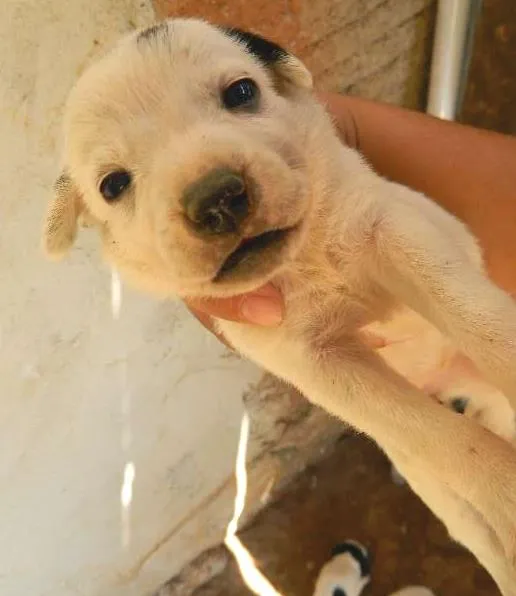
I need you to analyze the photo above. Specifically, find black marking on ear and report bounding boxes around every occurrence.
[137,21,169,44]
[219,26,289,66]
[332,589,347,596]
[330,542,371,578]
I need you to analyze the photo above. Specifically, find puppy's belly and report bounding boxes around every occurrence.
[361,308,458,390]
[361,308,516,443]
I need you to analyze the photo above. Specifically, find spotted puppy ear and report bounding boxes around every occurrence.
[43,171,89,259]
[220,27,313,91]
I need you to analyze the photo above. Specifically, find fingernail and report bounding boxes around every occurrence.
[240,296,283,326]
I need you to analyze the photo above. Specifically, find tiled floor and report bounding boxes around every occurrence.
[155,0,515,594]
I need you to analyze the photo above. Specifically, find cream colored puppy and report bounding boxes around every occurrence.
[44,19,516,595]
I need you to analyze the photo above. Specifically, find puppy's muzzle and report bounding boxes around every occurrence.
[182,168,250,235]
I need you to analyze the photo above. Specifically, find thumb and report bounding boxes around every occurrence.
[187,284,283,326]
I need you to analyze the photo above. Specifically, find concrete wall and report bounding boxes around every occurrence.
[0,1,433,595]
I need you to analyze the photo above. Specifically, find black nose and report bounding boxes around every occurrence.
[182,168,250,235]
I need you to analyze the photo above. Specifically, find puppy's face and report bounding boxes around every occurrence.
[44,19,322,298]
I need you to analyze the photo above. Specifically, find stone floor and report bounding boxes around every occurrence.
[155,0,515,594]
[193,435,496,595]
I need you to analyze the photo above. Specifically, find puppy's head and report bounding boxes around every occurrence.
[44,19,328,298]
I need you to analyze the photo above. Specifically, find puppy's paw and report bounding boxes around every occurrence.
[448,396,469,414]
[441,394,516,444]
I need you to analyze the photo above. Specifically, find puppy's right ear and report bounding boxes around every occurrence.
[220,27,313,91]
[43,172,85,260]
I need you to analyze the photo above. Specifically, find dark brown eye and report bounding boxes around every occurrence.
[99,170,131,202]
[222,78,260,110]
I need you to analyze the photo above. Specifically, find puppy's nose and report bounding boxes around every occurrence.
[182,168,249,235]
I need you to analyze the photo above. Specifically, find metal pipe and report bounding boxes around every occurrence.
[426,0,482,120]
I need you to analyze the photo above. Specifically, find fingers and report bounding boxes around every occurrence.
[188,308,234,349]
[186,284,284,349]
[186,284,283,326]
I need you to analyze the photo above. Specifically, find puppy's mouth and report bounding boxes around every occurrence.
[214,228,291,282]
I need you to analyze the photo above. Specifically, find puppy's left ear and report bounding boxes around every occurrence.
[43,171,89,260]
[221,27,313,91]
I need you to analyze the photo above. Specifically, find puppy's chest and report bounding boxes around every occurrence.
[281,275,464,393]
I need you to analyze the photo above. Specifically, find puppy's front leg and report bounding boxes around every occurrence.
[372,182,516,409]
[221,322,516,594]
[309,355,516,596]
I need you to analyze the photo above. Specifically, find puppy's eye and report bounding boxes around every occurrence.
[99,170,132,202]
[222,78,260,110]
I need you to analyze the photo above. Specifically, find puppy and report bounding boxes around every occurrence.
[313,541,434,596]
[43,19,516,595]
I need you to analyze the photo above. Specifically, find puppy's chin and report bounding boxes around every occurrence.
[214,226,297,279]
[186,220,307,298]
[105,204,311,301]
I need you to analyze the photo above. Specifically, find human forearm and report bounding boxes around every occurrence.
[320,92,516,295]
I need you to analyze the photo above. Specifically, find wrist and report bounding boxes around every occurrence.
[315,91,360,151]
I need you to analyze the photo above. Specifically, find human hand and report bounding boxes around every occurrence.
[186,284,284,348]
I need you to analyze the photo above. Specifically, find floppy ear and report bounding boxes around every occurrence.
[43,171,86,259]
[220,27,313,91]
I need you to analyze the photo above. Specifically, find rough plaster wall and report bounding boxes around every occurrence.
[1,1,340,596]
